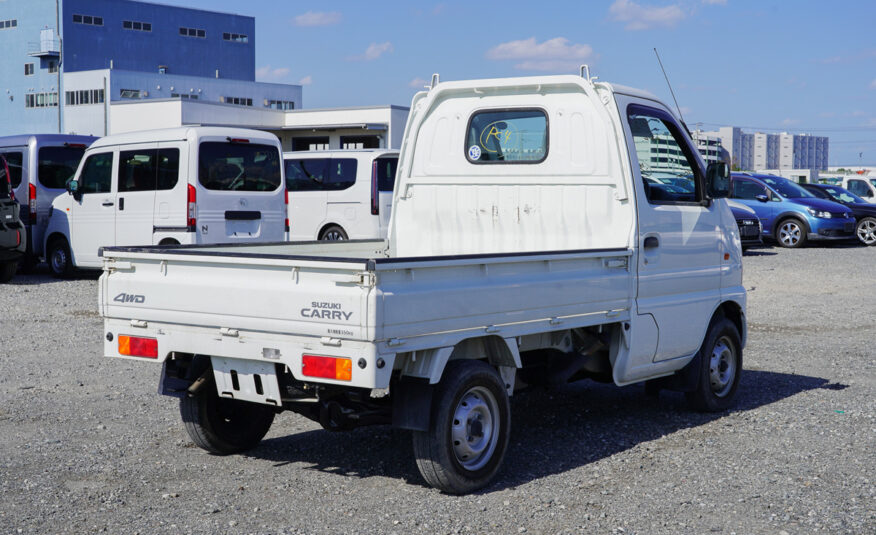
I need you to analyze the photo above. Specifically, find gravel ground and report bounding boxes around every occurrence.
[0,243,873,535]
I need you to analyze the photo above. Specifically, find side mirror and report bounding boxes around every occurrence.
[67,180,81,200]
[705,162,729,198]
[755,194,769,203]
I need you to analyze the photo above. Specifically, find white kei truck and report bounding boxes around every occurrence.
[99,72,746,494]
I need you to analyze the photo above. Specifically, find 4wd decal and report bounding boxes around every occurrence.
[113,293,145,304]
[301,301,353,321]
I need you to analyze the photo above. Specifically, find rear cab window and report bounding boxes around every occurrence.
[465,109,548,163]
[39,145,88,189]
[285,158,357,191]
[198,142,281,192]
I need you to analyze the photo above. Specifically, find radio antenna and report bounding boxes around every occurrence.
[653,48,686,126]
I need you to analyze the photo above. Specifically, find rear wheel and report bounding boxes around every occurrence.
[412,360,510,494]
[775,218,806,248]
[856,217,876,246]
[179,376,275,455]
[686,317,742,412]
[0,261,18,283]
[47,237,73,278]
[320,225,347,241]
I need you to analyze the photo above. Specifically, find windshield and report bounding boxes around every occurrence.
[823,186,866,204]
[38,146,87,189]
[759,176,814,199]
[199,142,282,191]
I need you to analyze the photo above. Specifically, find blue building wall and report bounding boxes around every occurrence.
[0,0,63,134]
[62,0,255,81]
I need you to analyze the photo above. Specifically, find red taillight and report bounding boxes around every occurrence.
[302,354,352,381]
[15,230,20,247]
[118,335,158,359]
[64,143,87,149]
[187,184,196,230]
[370,161,379,216]
[284,188,290,233]
[28,183,36,221]
[227,137,250,144]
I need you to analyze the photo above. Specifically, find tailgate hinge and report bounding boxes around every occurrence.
[355,271,376,287]
[105,259,134,273]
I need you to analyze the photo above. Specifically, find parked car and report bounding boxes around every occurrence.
[0,155,27,282]
[841,176,876,203]
[802,183,876,246]
[729,173,855,248]
[727,199,763,250]
[283,149,398,241]
[45,127,286,277]
[0,134,97,269]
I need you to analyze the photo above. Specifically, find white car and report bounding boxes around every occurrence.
[842,176,876,203]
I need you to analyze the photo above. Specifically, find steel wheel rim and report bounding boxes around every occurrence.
[451,386,500,471]
[709,335,736,398]
[779,222,801,246]
[857,219,876,245]
[51,247,66,273]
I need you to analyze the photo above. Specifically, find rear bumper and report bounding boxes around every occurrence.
[103,317,394,390]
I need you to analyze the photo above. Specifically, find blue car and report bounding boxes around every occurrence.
[729,173,856,248]
[802,183,876,246]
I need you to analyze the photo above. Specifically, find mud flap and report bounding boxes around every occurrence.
[392,377,433,431]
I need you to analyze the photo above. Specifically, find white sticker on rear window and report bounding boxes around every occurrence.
[468,145,482,160]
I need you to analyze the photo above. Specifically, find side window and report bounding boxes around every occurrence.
[156,148,179,190]
[627,105,701,204]
[848,180,870,197]
[118,149,157,192]
[323,158,357,191]
[731,179,766,200]
[374,156,398,192]
[1,151,24,188]
[285,158,328,192]
[78,152,113,194]
[466,109,547,163]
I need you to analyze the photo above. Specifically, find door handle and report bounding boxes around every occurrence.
[644,236,660,249]
[119,197,125,211]
[102,201,114,207]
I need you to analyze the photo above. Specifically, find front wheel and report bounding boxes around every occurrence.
[180,376,275,455]
[685,317,743,412]
[856,217,876,246]
[412,360,510,494]
[775,219,807,248]
[47,237,74,278]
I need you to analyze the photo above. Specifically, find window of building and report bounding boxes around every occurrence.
[170,93,199,100]
[0,19,18,30]
[180,27,206,38]
[341,135,380,150]
[123,20,151,32]
[222,96,252,106]
[72,14,102,26]
[47,60,58,74]
[24,63,34,76]
[223,32,248,43]
[25,92,58,108]
[292,137,330,151]
[119,89,141,99]
[65,89,105,106]
[266,100,295,110]
[465,109,548,164]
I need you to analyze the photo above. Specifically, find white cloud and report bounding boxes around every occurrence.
[349,42,394,61]
[486,37,594,71]
[298,75,313,86]
[409,77,428,88]
[294,11,341,27]
[255,65,290,81]
[608,0,687,30]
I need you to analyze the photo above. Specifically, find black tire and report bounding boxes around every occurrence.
[47,237,74,278]
[158,238,180,246]
[855,217,876,246]
[775,218,807,248]
[319,225,348,241]
[17,253,38,274]
[179,376,275,455]
[685,317,743,412]
[0,261,18,283]
[412,360,511,494]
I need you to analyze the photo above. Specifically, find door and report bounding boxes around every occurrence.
[70,151,115,266]
[116,144,158,247]
[730,177,774,236]
[619,98,724,362]
[153,143,185,233]
[285,157,328,240]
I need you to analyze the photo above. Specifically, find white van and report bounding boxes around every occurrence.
[45,127,286,276]
[283,149,398,241]
[841,176,876,203]
[0,134,98,269]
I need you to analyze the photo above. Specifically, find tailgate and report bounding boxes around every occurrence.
[99,248,377,341]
